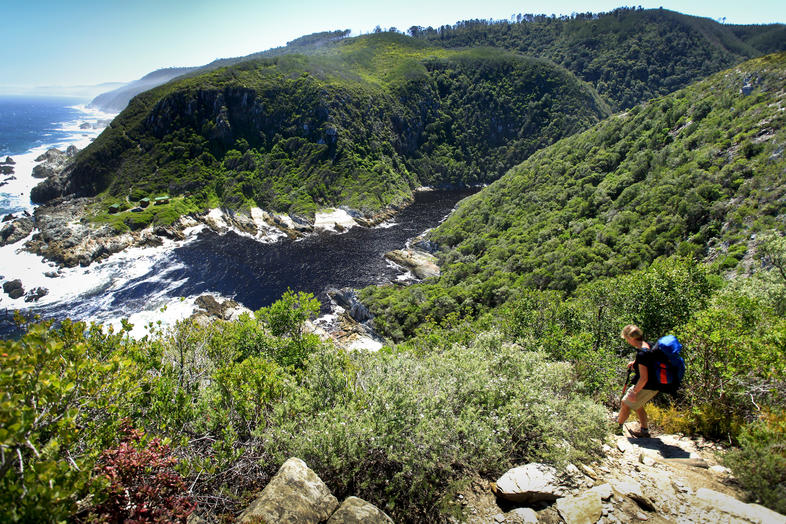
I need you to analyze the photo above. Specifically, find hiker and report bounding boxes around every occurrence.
[617,324,658,438]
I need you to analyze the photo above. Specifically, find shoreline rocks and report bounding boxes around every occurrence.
[0,215,34,246]
[24,195,417,269]
[3,279,24,300]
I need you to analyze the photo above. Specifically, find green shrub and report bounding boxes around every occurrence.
[259,330,607,521]
[724,414,786,513]
[0,322,143,522]
[677,293,786,438]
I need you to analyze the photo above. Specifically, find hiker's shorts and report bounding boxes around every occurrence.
[622,388,658,410]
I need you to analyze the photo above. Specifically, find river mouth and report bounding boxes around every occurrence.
[1,189,476,338]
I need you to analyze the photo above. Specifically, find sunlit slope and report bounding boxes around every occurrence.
[44,33,609,216]
[362,52,786,338]
[416,8,786,110]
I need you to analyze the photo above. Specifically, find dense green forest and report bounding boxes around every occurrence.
[34,33,607,219]
[414,7,785,110]
[361,52,786,340]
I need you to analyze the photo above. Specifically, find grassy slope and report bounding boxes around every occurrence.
[361,52,786,339]
[59,33,608,219]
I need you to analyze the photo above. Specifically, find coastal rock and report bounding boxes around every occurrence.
[0,216,34,246]
[556,490,603,524]
[222,209,258,235]
[32,163,57,179]
[31,174,68,203]
[326,288,373,323]
[0,165,14,175]
[237,457,339,524]
[2,156,15,165]
[326,496,393,524]
[3,279,24,299]
[385,248,440,279]
[35,148,66,163]
[193,295,247,321]
[495,463,562,504]
[153,225,186,241]
[314,208,357,233]
[25,198,135,267]
[30,147,78,199]
[24,287,49,303]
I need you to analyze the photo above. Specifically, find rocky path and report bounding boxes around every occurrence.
[454,428,785,524]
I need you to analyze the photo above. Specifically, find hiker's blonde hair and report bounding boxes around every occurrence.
[621,324,644,342]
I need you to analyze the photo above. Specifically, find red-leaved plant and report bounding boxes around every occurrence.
[89,422,196,523]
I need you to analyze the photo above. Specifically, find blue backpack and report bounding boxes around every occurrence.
[649,335,686,394]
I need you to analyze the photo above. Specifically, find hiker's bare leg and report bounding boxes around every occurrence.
[636,407,649,429]
[617,404,631,425]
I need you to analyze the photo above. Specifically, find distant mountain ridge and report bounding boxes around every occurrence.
[88,67,198,113]
[87,31,353,113]
[414,7,786,110]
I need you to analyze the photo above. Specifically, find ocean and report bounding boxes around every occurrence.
[0,96,89,157]
[0,96,473,339]
[0,95,113,216]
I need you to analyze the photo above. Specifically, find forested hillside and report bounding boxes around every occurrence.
[362,52,786,339]
[34,33,608,217]
[415,7,785,110]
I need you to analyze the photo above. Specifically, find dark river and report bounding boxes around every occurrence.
[0,189,475,338]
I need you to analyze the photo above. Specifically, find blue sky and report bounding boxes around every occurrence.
[1,0,784,94]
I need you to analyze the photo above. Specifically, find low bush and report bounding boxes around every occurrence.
[259,330,607,521]
[87,424,195,523]
[723,412,786,514]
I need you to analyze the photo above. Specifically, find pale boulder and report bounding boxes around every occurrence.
[694,488,786,524]
[556,490,603,524]
[326,496,393,524]
[238,458,339,524]
[495,463,561,503]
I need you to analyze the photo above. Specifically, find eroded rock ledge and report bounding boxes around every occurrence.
[18,196,413,269]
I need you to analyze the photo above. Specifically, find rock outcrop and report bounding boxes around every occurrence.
[327,496,394,523]
[461,431,786,524]
[24,287,48,303]
[32,147,76,179]
[3,279,24,299]
[495,464,563,504]
[235,458,392,524]
[326,287,372,323]
[385,248,440,280]
[238,457,339,524]
[0,216,34,246]
[191,295,250,322]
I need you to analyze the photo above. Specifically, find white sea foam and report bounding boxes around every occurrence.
[1,104,116,214]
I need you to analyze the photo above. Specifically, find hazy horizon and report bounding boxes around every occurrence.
[2,0,785,96]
